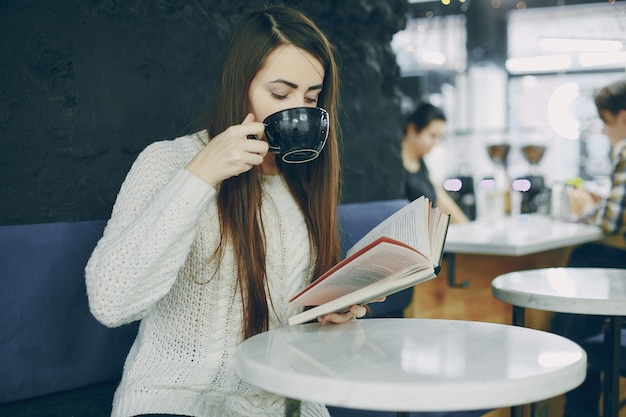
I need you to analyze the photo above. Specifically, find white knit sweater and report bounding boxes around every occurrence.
[85,131,330,417]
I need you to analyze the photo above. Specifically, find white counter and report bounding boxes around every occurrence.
[444,214,603,256]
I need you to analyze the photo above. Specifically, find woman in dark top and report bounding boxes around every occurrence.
[401,101,468,223]
[405,156,436,203]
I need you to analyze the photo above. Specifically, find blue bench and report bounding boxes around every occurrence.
[0,200,485,417]
[0,220,138,410]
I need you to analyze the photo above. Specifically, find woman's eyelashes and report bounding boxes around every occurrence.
[305,96,319,104]
[270,92,319,105]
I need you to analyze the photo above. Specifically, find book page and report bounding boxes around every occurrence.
[288,265,434,325]
[346,196,431,259]
[430,206,450,266]
[288,198,450,326]
[290,239,428,307]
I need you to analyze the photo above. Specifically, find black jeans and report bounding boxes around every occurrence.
[550,241,626,417]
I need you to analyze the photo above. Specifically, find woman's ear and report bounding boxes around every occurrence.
[616,109,626,137]
[405,122,418,136]
[618,109,626,124]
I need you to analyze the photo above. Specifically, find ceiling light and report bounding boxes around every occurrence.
[547,82,580,140]
[579,51,626,67]
[540,38,623,52]
[506,54,572,74]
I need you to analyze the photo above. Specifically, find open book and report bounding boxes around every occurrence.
[288,196,450,326]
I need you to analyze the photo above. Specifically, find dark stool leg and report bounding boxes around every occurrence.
[602,316,621,417]
[531,399,549,417]
[511,306,526,417]
[286,398,301,417]
[512,306,525,327]
[446,253,469,288]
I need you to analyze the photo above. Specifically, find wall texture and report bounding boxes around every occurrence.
[0,0,408,225]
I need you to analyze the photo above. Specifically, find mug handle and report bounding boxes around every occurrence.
[247,135,280,153]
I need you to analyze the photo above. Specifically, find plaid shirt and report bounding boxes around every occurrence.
[582,138,626,238]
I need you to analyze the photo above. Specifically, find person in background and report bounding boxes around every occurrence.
[567,79,626,253]
[85,5,371,417]
[401,101,469,223]
[551,78,626,417]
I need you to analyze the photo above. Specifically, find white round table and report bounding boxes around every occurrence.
[492,267,626,417]
[235,318,586,417]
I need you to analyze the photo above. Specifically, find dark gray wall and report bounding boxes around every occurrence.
[0,0,408,225]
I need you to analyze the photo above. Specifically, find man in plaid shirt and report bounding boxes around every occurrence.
[569,78,626,247]
[553,78,626,417]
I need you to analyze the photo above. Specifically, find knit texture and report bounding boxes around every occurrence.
[85,131,330,417]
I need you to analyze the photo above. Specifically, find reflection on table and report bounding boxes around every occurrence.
[235,318,586,416]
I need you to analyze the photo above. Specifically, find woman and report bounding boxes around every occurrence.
[85,5,365,417]
[401,102,469,223]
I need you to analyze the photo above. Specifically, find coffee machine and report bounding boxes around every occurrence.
[515,144,549,214]
[443,175,477,220]
[513,175,548,214]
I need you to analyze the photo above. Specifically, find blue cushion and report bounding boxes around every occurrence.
[338,199,413,318]
[0,200,414,403]
[0,221,138,403]
[338,199,410,259]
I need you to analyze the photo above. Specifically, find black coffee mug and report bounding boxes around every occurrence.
[262,107,329,163]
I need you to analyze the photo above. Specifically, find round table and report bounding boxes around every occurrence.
[492,267,626,417]
[235,318,586,417]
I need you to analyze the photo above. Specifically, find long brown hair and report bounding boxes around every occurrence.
[206,5,342,340]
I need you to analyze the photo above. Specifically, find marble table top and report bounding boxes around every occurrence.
[444,214,602,256]
[492,267,626,315]
[235,318,586,412]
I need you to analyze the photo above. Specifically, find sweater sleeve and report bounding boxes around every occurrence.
[85,140,215,327]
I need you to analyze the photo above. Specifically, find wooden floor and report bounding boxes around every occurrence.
[404,248,571,326]
[404,245,625,417]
